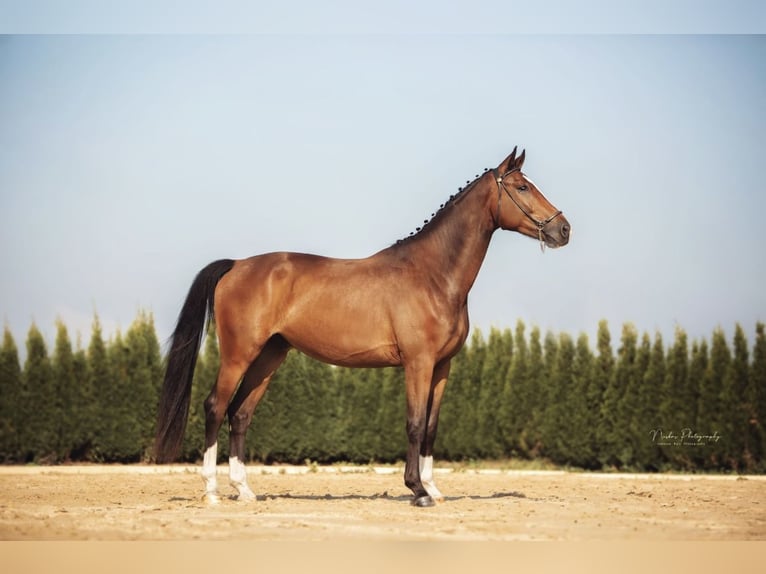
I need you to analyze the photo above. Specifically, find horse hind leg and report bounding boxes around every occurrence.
[226,336,290,501]
[201,355,254,504]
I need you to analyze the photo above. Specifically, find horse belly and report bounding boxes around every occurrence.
[279,297,401,368]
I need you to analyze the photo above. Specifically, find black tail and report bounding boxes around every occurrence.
[154,259,235,463]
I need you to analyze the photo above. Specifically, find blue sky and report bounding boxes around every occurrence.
[1,27,765,353]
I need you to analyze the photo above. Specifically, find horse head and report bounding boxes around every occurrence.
[493,147,570,250]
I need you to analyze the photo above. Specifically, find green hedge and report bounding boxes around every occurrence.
[1,314,764,471]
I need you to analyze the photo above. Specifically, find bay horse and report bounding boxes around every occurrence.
[155,147,570,507]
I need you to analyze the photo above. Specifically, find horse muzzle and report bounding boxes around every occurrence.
[543,215,571,248]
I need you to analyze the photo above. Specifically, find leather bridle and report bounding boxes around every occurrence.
[492,167,563,252]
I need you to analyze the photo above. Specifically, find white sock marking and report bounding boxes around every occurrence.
[419,455,444,501]
[229,456,256,500]
[201,443,218,495]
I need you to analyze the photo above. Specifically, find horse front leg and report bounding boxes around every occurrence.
[403,359,437,507]
[419,359,450,503]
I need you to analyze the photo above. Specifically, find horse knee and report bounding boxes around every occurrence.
[406,419,425,443]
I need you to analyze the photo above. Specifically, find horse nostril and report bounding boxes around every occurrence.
[561,223,570,237]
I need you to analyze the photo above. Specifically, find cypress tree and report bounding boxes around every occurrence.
[121,311,163,461]
[140,312,164,448]
[698,327,730,469]
[687,339,709,469]
[641,332,666,470]
[289,353,322,462]
[51,320,77,461]
[740,324,762,472]
[299,355,336,462]
[627,332,653,470]
[0,327,22,461]
[460,329,487,457]
[23,324,54,462]
[88,316,112,461]
[502,319,529,458]
[750,322,766,471]
[101,315,161,462]
[591,320,614,469]
[522,326,544,457]
[103,330,129,460]
[71,341,91,460]
[686,339,705,429]
[281,352,309,462]
[540,332,574,463]
[287,353,319,463]
[532,330,559,458]
[721,324,750,470]
[343,368,371,462]
[666,327,693,426]
[567,332,596,468]
[661,326,692,468]
[478,327,512,459]
[604,323,638,468]
[616,324,645,469]
[342,367,383,463]
[326,363,352,462]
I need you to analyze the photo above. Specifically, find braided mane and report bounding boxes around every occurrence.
[393,167,490,246]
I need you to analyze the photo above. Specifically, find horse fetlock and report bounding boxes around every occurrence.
[403,473,421,492]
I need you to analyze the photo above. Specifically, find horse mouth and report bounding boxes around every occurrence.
[545,238,564,249]
[542,228,570,248]
[544,234,569,249]
[542,218,570,248]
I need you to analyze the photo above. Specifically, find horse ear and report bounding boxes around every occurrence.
[515,149,526,170]
[500,146,518,171]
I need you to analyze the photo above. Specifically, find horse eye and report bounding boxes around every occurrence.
[517,185,528,192]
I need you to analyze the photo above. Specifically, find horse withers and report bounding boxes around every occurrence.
[155,147,570,507]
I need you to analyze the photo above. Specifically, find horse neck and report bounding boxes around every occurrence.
[388,176,497,302]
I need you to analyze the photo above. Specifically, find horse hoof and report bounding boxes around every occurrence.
[203,493,221,505]
[236,490,257,502]
[411,495,435,507]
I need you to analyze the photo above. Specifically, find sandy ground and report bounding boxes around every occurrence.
[1,465,765,541]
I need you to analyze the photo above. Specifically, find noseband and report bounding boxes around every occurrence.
[492,167,563,252]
